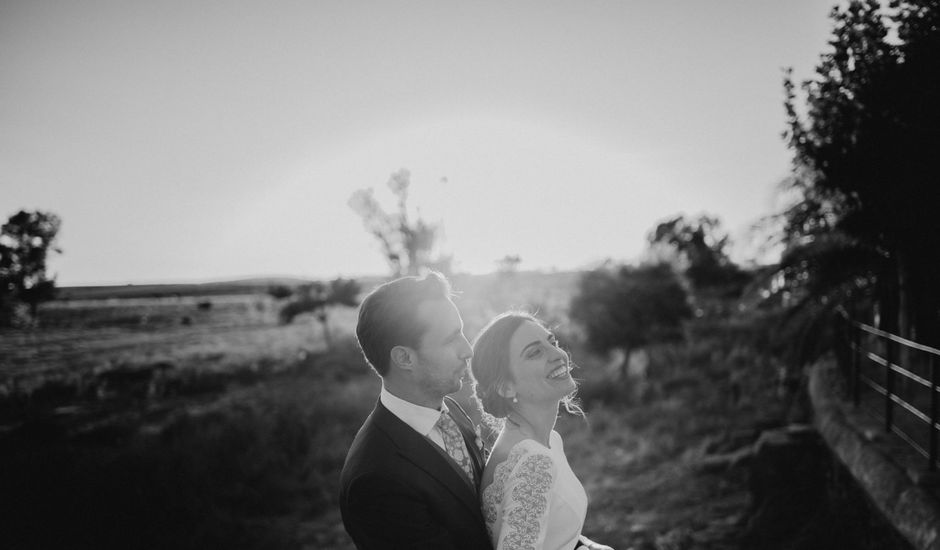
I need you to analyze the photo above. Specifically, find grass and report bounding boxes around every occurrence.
[1,279,796,550]
[1,340,378,549]
[551,322,792,549]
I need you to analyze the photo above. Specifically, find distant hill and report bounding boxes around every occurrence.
[54,271,581,302]
[56,277,318,301]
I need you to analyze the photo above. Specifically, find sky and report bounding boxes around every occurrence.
[0,0,836,286]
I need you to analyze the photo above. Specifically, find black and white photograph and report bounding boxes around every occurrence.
[2,1,939,549]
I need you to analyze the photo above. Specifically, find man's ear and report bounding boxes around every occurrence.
[390,345,416,371]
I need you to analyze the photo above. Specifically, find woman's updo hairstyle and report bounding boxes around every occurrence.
[470,312,541,419]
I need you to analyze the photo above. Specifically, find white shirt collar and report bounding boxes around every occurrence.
[380,386,443,438]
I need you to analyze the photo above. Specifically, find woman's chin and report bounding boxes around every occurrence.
[547,376,576,396]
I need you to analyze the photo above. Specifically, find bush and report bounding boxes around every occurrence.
[278,297,326,325]
[267,285,294,300]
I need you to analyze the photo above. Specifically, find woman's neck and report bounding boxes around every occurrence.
[505,400,558,447]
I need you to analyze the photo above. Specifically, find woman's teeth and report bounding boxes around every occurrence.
[547,365,569,379]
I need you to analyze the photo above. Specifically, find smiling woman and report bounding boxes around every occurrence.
[470,311,611,550]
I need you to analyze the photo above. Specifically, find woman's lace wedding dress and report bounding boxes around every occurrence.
[481,430,588,550]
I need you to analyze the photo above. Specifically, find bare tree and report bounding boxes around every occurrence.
[348,169,449,277]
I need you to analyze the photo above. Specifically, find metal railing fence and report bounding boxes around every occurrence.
[836,308,940,471]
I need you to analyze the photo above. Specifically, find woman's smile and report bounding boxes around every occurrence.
[547,363,571,380]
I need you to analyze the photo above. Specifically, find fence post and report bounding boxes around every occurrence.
[930,352,938,472]
[885,336,895,433]
[852,322,861,407]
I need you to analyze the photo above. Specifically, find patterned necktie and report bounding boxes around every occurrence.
[437,405,476,486]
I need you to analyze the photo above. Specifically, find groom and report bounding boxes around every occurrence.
[339,272,492,550]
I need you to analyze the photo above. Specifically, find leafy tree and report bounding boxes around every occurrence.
[647,214,751,313]
[0,210,62,325]
[569,263,691,380]
[496,254,522,277]
[279,278,362,348]
[348,169,449,277]
[776,0,940,346]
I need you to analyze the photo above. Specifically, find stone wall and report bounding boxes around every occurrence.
[808,360,940,550]
[738,422,915,550]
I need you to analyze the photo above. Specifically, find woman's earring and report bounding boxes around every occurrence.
[511,396,518,404]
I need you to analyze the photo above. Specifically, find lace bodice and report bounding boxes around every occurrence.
[481,431,587,550]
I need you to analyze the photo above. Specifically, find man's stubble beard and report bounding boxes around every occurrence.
[415,361,462,400]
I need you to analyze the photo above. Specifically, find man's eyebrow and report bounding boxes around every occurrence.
[445,328,462,342]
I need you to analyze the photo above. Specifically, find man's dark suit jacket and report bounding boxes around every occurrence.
[339,399,493,550]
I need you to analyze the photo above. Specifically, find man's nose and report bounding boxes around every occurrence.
[458,335,473,360]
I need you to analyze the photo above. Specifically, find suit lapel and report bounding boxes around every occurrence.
[372,401,483,520]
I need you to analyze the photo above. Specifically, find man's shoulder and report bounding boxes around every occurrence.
[340,417,422,502]
[342,405,401,474]
[348,419,391,457]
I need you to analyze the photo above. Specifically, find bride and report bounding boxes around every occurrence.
[471,312,614,550]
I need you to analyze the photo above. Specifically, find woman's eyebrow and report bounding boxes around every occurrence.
[520,340,541,356]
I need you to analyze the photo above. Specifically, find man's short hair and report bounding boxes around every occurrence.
[356,271,453,376]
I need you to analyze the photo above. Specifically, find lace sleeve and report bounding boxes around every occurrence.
[495,449,557,550]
